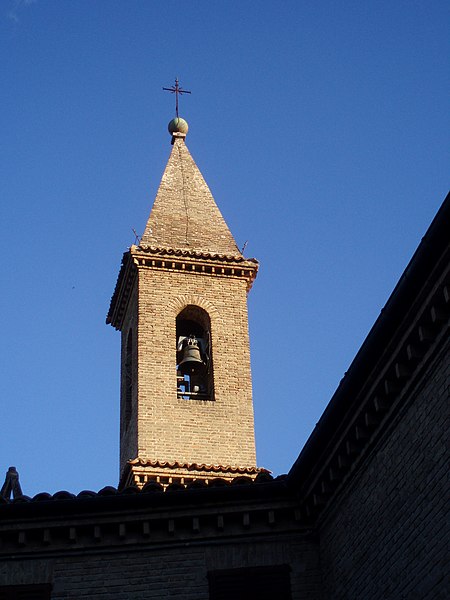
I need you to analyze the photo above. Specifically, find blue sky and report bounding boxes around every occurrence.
[1,1,448,496]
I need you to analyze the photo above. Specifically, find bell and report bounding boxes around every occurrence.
[178,339,206,375]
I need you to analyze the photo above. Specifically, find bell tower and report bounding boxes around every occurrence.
[107,117,261,489]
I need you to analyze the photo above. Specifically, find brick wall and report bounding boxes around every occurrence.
[0,537,322,599]
[120,265,257,472]
[318,339,449,599]
[119,281,138,474]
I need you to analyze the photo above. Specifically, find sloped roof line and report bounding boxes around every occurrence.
[140,137,242,256]
[287,192,450,517]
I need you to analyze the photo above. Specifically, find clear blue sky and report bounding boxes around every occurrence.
[1,1,448,496]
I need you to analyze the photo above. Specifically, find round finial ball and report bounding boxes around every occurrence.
[168,117,189,135]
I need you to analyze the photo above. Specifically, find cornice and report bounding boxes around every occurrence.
[137,244,256,265]
[0,479,309,559]
[128,458,266,474]
[121,459,270,490]
[107,246,258,330]
[131,246,258,288]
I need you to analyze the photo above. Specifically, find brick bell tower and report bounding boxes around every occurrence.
[107,116,263,489]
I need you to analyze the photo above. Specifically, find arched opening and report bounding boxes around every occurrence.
[124,329,133,426]
[176,305,213,400]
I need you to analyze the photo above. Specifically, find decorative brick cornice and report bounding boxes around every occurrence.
[131,246,258,288]
[0,478,307,558]
[121,458,269,490]
[137,244,257,264]
[128,458,266,474]
[107,246,258,329]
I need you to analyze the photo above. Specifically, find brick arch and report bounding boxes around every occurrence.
[168,295,218,317]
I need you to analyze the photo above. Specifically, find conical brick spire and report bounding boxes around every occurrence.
[140,132,242,257]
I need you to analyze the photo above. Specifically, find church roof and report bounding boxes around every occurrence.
[0,472,280,509]
[140,132,242,257]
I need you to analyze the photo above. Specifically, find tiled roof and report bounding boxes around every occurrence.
[0,475,302,555]
[128,458,268,475]
[0,472,279,509]
[136,245,258,265]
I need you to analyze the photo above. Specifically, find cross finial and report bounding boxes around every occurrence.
[163,78,191,118]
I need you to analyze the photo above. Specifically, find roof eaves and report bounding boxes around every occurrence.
[106,251,136,330]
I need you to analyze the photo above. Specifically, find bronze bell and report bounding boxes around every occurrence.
[178,337,206,375]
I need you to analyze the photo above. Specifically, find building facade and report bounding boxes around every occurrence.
[0,118,448,599]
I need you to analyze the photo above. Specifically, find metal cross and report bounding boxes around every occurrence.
[163,78,191,118]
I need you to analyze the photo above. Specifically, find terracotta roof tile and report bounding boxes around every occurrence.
[136,244,257,265]
[128,458,269,475]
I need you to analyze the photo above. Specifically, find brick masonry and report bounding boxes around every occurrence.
[318,338,449,600]
[114,135,258,481]
[119,281,138,472]
[120,265,257,474]
[0,537,322,599]
[140,137,242,256]
[2,129,447,599]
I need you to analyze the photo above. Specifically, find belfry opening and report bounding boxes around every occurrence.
[176,305,213,401]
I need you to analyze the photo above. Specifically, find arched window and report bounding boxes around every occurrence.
[176,306,213,400]
[124,329,133,426]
